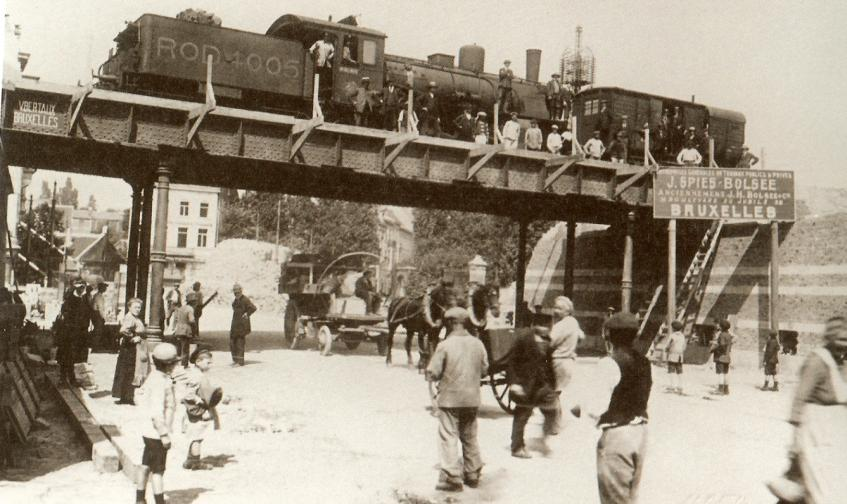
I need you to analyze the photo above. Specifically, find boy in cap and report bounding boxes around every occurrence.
[509,324,558,458]
[571,313,652,504]
[710,319,733,394]
[762,330,780,391]
[546,124,563,154]
[664,320,687,394]
[182,345,222,470]
[426,307,489,492]
[584,130,606,160]
[137,343,180,504]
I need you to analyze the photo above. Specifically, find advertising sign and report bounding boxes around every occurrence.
[654,168,795,221]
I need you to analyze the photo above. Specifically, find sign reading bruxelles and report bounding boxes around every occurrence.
[653,168,795,222]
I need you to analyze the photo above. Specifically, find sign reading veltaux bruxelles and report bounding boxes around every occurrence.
[653,168,795,222]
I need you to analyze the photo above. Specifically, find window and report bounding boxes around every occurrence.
[362,40,377,66]
[199,202,209,218]
[341,34,358,66]
[177,227,188,248]
[197,228,208,248]
[179,201,189,216]
[583,99,600,116]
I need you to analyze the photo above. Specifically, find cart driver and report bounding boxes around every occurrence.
[355,270,380,315]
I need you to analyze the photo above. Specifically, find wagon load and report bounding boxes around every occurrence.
[175,8,222,27]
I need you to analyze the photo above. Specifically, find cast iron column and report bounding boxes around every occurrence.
[564,220,576,298]
[137,181,154,318]
[770,221,780,332]
[145,164,172,344]
[515,219,528,327]
[667,219,677,333]
[621,211,635,314]
[124,183,142,308]
[0,161,8,286]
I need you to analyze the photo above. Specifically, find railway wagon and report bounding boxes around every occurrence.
[571,87,746,166]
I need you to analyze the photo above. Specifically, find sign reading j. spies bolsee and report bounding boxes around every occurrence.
[654,168,795,222]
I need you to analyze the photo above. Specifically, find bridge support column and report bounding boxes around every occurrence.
[667,219,677,334]
[137,180,153,318]
[515,219,528,327]
[621,211,635,314]
[770,221,780,332]
[124,183,142,309]
[0,161,8,287]
[145,165,172,345]
[564,220,576,298]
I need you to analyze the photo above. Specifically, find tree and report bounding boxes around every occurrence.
[58,177,79,208]
[39,180,52,201]
[219,191,379,265]
[411,208,551,291]
[14,203,65,285]
[87,194,97,211]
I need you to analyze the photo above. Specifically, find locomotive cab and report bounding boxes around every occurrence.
[266,15,386,109]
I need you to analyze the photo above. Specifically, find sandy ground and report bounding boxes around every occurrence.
[2,309,800,503]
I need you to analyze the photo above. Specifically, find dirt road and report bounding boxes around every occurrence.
[59,323,795,504]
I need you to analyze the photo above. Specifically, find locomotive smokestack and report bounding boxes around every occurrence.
[525,49,541,82]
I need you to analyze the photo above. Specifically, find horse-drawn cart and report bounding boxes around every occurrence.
[281,252,388,355]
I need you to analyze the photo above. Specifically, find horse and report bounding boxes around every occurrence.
[385,281,500,370]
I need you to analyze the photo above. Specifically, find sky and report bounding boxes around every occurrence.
[3,0,847,212]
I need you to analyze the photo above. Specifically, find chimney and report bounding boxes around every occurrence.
[525,49,541,82]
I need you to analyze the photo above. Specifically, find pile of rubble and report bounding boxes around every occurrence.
[193,239,290,313]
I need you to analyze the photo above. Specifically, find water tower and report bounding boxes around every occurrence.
[559,26,595,94]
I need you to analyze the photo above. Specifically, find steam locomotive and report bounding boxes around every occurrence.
[98,13,745,165]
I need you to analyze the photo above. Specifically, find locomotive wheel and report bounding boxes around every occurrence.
[490,370,515,414]
[284,301,300,348]
[317,325,333,356]
[344,340,361,350]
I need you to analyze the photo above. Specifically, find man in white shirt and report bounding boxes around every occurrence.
[524,120,543,151]
[501,112,521,150]
[676,142,703,166]
[136,343,179,504]
[546,124,563,154]
[309,32,335,93]
[549,296,584,431]
[584,130,606,160]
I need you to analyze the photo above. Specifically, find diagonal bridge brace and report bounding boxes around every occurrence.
[383,132,418,173]
[186,55,218,148]
[465,144,505,181]
[288,116,324,162]
[614,164,655,199]
[67,82,94,136]
[543,156,578,190]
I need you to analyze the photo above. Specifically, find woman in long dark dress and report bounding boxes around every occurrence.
[111,298,148,404]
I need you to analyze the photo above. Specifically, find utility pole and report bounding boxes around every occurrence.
[255,211,260,240]
[46,181,57,286]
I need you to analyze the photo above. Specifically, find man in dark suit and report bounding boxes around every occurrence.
[416,81,440,136]
[381,80,403,131]
[229,284,257,366]
[545,73,563,120]
[453,104,475,142]
[596,101,615,146]
[354,270,380,314]
[57,278,93,385]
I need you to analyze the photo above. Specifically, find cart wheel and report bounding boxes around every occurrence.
[284,300,299,348]
[344,340,361,350]
[490,370,515,413]
[317,325,333,356]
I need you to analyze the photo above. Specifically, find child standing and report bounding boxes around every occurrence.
[711,319,734,395]
[182,346,222,470]
[762,330,780,391]
[136,343,179,504]
[664,320,687,394]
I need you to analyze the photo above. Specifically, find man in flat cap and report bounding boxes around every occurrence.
[498,59,514,113]
[426,306,488,492]
[229,284,256,366]
[571,312,652,504]
[546,72,563,120]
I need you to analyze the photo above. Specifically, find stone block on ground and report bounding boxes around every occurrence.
[92,438,120,473]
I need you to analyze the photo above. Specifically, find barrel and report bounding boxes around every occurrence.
[458,44,485,73]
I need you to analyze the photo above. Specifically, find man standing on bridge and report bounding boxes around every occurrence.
[498,59,514,113]
[229,284,256,366]
[736,146,760,168]
[426,307,488,492]
[309,32,335,97]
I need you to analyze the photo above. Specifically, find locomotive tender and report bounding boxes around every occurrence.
[99,12,745,166]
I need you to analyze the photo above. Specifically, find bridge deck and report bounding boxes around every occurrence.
[1,80,655,223]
